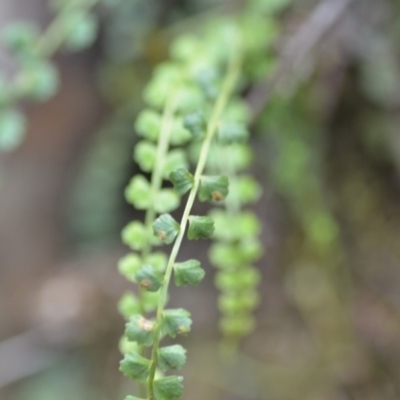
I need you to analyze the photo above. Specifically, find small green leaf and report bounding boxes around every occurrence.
[125,315,156,346]
[170,34,200,61]
[144,63,181,108]
[162,309,192,337]
[237,175,262,204]
[218,290,260,314]
[306,212,339,246]
[17,61,59,101]
[183,111,206,139]
[144,78,170,109]
[208,211,262,244]
[219,315,256,337]
[238,212,262,237]
[63,12,99,51]
[134,141,157,172]
[118,292,140,320]
[119,335,139,355]
[169,168,194,196]
[158,345,187,371]
[119,351,151,381]
[135,265,163,292]
[170,118,192,145]
[2,23,39,54]
[215,268,261,291]
[223,100,251,123]
[135,109,161,141]
[241,16,278,59]
[239,239,263,262]
[175,86,205,114]
[218,122,249,145]
[145,252,167,273]
[187,216,214,240]
[154,190,180,213]
[196,68,219,100]
[154,376,184,400]
[142,291,161,313]
[153,214,180,244]
[149,231,163,247]
[209,243,241,269]
[209,240,262,268]
[0,110,26,152]
[174,260,205,286]
[199,175,229,202]
[163,150,188,177]
[118,254,142,281]
[122,221,148,251]
[191,143,252,171]
[125,175,152,210]
[208,210,238,241]
[208,212,261,243]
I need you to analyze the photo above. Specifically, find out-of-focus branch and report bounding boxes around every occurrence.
[247,0,355,121]
[0,267,113,390]
[0,328,63,388]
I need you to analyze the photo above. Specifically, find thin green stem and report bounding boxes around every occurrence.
[36,0,99,57]
[4,0,99,106]
[142,92,180,258]
[35,14,69,57]
[146,50,242,400]
[136,92,180,398]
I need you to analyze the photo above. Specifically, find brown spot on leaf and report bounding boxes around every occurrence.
[177,325,189,335]
[211,191,224,201]
[139,279,152,289]
[157,230,167,241]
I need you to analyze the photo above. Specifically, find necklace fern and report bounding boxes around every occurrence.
[117,0,291,397]
[118,18,247,400]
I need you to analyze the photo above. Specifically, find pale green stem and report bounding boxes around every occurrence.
[136,92,180,397]
[146,51,242,400]
[5,0,99,105]
[142,92,180,258]
[36,0,100,57]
